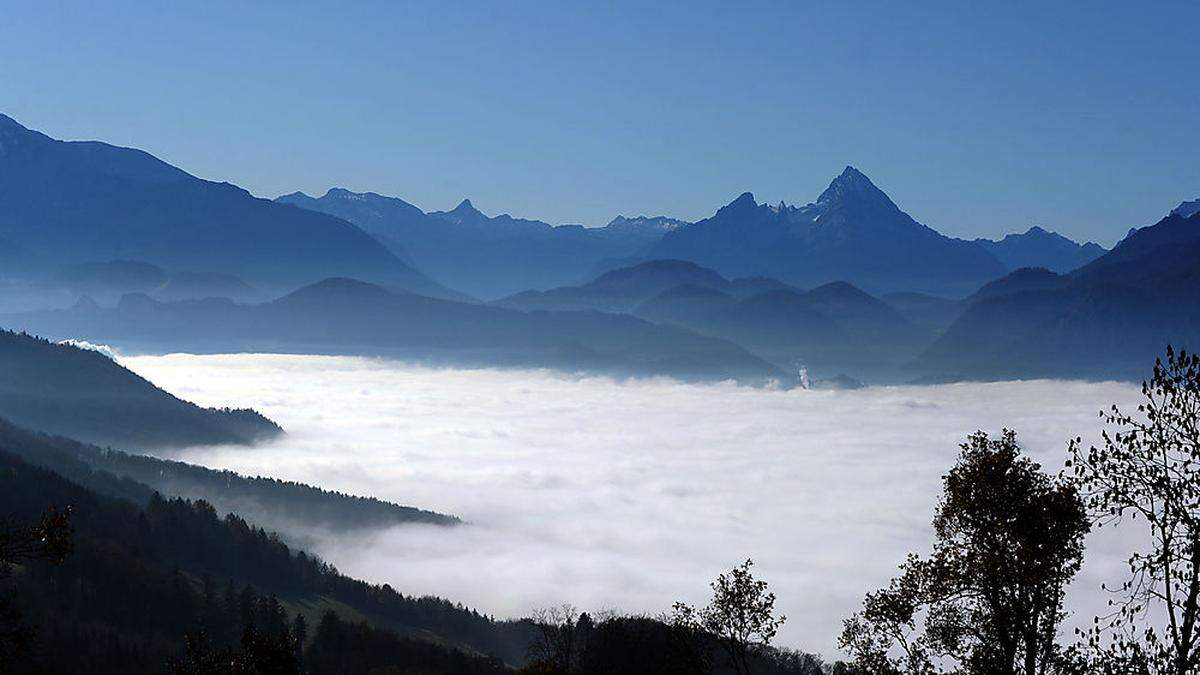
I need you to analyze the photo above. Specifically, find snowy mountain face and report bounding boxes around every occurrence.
[1173,199,1200,219]
[647,166,1005,296]
[602,215,689,236]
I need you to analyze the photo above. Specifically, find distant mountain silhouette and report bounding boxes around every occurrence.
[880,292,965,334]
[1,278,784,384]
[153,269,260,302]
[647,167,1007,296]
[0,114,451,297]
[635,280,928,380]
[974,226,1106,274]
[498,259,924,380]
[914,209,1200,380]
[0,330,281,449]
[1173,199,1200,219]
[278,189,684,298]
[51,260,169,294]
[965,266,1064,303]
[41,259,263,304]
[496,259,752,313]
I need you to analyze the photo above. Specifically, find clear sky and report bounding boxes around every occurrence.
[2,1,1196,245]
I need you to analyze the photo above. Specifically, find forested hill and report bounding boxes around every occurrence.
[0,439,833,673]
[0,330,281,450]
[0,417,457,534]
[0,448,532,673]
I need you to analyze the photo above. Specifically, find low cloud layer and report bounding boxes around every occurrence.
[124,353,1143,659]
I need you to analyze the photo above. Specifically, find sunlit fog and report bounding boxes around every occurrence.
[124,353,1140,657]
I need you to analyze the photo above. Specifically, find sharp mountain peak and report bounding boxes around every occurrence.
[815,165,893,208]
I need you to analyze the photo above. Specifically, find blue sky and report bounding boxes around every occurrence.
[2,1,1196,245]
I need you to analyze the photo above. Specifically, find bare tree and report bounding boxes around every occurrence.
[527,604,585,674]
[1069,346,1200,674]
[672,558,786,675]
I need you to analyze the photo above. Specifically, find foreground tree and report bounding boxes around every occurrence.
[1069,346,1200,674]
[169,626,301,675]
[672,558,787,675]
[841,431,1088,674]
[0,506,72,669]
[524,604,588,674]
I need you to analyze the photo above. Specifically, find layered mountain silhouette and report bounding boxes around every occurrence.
[0,330,281,449]
[647,167,1008,297]
[45,259,262,303]
[493,259,788,313]
[2,278,784,384]
[914,208,1200,380]
[974,226,1106,274]
[0,114,451,297]
[278,189,683,298]
[499,259,926,379]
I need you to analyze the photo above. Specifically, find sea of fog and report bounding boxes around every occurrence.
[123,353,1142,659]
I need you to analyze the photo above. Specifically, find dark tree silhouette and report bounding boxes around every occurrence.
[1069,346,1200,674]
[841,430,1088,674]
[168,627,301,675]
[525,604,587,674]
[0,505,72,668]
[672,558,787,675]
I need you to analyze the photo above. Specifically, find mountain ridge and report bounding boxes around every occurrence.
[974,226,1106,274]
[913,209,1200,380]
[647,166,1008,297]
[0,113,453,298]
[277,188,684,298]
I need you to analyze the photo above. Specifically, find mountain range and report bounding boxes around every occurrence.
[915,206,1200,380]
[645,168,1004,297]
[281,168,1106,302]
[0,114,452,298]
[277,189,683,298]
[1,278,784,384]
[4,111,1196,386]
[498,259,923,379]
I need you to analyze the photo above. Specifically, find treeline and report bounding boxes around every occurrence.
[0,329,281,450]
[517,605,833,675]
[0,450,532,673]
[0,417,459,533]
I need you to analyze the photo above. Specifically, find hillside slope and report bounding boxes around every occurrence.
[0,448,529,673]
[0,330,281,450]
